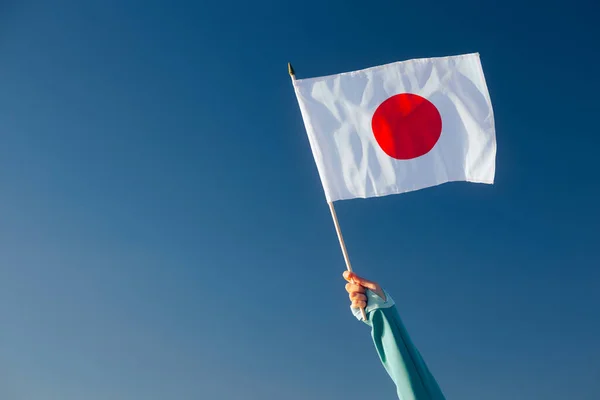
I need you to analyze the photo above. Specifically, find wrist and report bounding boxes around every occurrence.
[351,288,395,322]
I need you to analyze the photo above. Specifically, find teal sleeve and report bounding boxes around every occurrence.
[353,291,446,400]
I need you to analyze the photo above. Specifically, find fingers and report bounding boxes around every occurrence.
[350,290,366,299]
[342,271,378,291]
[352,299,367,309]
[345,282,365,294]
[343,270,354,282]
[350,292,366,301]
[343,270,386,302]
[345,283,367,309]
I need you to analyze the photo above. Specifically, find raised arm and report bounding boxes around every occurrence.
[344,271,446,400]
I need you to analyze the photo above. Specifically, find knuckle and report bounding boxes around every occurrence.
[352,300,367,308]
[351,292,366,300]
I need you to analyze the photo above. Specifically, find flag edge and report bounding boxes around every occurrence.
[293,52,481,84]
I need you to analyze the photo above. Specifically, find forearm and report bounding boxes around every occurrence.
[355,291,446,400]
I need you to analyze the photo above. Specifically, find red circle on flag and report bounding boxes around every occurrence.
[371,93,442,160]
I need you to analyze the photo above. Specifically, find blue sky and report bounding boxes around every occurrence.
[1,1,599,399]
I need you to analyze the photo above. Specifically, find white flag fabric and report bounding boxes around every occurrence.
[293,53,496,202]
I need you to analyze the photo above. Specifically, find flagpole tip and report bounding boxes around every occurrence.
[288,62,295,77]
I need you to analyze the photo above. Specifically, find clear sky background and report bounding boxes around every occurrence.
[1,1,599,399]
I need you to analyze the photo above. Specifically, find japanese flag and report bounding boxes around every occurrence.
[292,53,496,202]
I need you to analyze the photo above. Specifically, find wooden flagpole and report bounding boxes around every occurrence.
[288,63,368,321]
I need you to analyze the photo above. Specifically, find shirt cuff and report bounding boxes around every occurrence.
[351,289,395,321]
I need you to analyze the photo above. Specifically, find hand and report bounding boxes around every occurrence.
[343,271,386,309]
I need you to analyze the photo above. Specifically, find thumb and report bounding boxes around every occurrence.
[342,271,378,291]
